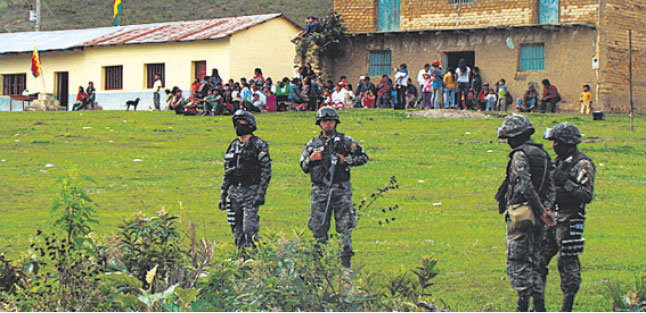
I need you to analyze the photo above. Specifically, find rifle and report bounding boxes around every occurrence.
[321,136,340,227]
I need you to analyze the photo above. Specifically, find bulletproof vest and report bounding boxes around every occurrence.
[507,142,551,203]
[555,150,594,209]
[309,133,352,185]
[224,136,263,186]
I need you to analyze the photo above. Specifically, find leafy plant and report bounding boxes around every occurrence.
[294,10,348,59]
[49,173,99,248]
[604,276,646,312]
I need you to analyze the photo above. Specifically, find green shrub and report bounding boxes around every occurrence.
[605,276,646,312]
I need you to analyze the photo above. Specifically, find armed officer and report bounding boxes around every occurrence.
[495,115,556,312]
[538,123,595,312]
[300,107,368,270]
[219,110,272,249]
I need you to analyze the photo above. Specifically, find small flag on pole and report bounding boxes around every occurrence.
[31,45,42,78]
[113,0,122,26]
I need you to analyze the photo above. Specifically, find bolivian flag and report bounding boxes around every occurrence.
[31,46,41,78]
[113,0,122,26]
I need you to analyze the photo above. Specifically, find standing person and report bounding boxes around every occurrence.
[376,75,393,108]
[393,63,409,110]
[417,63,431,105]
[485,89,497,111]
[579,85,593,114]
[443,68,457,109]
[152,74,163,110]
[253,68,264,86]
[430,60,443,109]
[495,115,556,312]
[539,123,595,312]
[497,79,510,111]
[455,59,472,110]
[540,79,561,113]
[219,110,272,249]
[299,107,369,270]
[355,76,368,108]
[422,74,433,109]
[471,67,482,109]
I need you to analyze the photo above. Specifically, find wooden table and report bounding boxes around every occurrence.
[9,95,37,112]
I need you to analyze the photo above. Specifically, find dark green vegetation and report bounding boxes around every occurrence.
[0,110,644,311]
[0,0,333,33]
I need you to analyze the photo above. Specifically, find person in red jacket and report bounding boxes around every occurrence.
[72,86,89,111]
[540,79,561,113]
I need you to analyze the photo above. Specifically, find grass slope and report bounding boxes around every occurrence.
[0,110,644,311]
[0,0,332,33]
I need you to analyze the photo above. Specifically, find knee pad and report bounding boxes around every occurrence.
[561,238,585,256]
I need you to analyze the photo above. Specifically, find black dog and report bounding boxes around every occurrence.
[126,97,141,111]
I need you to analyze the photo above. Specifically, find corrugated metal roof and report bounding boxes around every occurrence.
[0,13,286,54]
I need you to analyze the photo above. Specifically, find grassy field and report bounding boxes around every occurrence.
[0,109,644,311]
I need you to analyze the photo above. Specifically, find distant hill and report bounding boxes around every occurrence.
[0,0,333,33]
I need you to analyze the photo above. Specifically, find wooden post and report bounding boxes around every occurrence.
[629,29,634,132]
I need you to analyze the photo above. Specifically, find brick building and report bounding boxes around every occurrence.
[332,0,645,113]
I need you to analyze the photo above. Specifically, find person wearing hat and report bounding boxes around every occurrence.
[219,110,272,249]
[495,115,556,312]
[538,123,595,312]
[300,107,369,270]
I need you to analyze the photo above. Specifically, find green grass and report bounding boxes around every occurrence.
[0,109,644,311]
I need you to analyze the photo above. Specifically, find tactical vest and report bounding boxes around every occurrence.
[506,142,551,204]
[224,136,264,186]
[555,150,594,209]
[309,133,352,185]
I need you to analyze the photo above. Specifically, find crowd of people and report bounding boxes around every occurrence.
[145,59,594,116]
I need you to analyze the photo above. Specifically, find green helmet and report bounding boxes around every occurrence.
[232,109,257,131]
[497,114,535,139]
[544,122,582,144]
[315,107,341,125]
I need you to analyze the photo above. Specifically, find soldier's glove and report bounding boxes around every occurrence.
[218,198,226,211]
[541,209,556,227]
[253,195,265,206]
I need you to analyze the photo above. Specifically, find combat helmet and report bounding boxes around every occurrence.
[315,107,341,125]
[497,114,535,139]
[544,122,582,145]
[232,109,257,131]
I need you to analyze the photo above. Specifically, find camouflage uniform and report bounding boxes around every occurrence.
[539,123,595,311]
[496,115,555,311]
[221,111,271,249]
[300,108,368,268]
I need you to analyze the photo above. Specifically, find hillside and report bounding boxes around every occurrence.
[0,0,333,33]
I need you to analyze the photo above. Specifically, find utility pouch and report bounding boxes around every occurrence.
[508,202,537,230]
[569,218,585,237]
[561,238,585,256]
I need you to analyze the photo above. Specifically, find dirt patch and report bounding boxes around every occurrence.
[407,109,501,119]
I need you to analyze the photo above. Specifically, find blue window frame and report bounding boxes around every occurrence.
[369,50,392,77]
[520,44,545,71]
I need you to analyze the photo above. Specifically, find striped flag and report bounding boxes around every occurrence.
[31,46,42,78]
[113,0,122,26]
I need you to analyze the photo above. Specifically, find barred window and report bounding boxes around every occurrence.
[369,50,392,77]
[104,65,123,90]
[520,44,545,71]
[146,63,165,89]
[2,73,26,95]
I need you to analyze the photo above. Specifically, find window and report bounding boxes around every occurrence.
[104,65,123,90]
[145,63,165,89]
[192,61,206,82]
[450,0,475,3]
[369,50,392,77]
[520,44,545,71]
[2,73,26,95]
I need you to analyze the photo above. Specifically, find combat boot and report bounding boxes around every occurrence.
[516,294,529,312]
[560,294,575,312]
[531,296,546,312]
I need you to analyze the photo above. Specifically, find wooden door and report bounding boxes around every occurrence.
[55,72,69,109]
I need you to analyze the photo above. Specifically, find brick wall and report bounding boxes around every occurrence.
[335,0,377,33]
[597,0,646,113]
[400,0,533,31]
[337,0,602,34]
[561,0,599,24]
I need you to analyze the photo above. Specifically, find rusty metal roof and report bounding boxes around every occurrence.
[0,13,292,54]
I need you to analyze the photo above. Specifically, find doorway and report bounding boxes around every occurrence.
[55,72,69,109]
[443,51,475,71]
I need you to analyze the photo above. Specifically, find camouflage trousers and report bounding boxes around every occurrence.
[227,185,260,249]
[538,216,585,297]
[506,218,545,298]
[308,181,356,258]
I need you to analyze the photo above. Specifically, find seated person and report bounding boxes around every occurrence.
[518,83,538,112]
[320,89,332,108]
[362,89,376,108]
[264,92,277,112]
[72,86,89,111]
[170,90,185,114]
[405,78,418,109]
[245,93,263,112]
[86,81,96,107]
[164,89,174,110]
[330,84,346,110]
